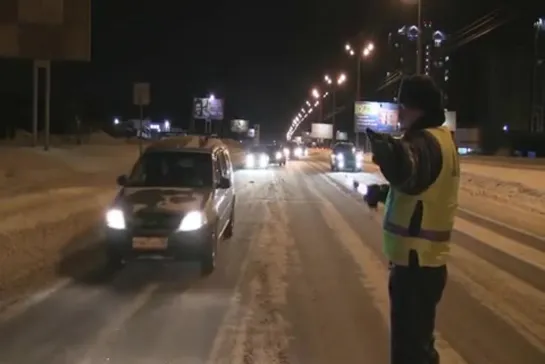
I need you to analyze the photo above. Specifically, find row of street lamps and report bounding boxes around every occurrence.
[286,42,374,143]
[287,0,422,142]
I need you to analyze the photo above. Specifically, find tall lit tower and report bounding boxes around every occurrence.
[388,21,449,101]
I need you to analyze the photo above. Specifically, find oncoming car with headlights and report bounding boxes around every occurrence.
[285,141,308,160]
[244,144,286,168]
[105,137,235,275]
[330,142,363,172]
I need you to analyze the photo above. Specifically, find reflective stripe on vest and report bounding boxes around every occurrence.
[383,220,451,242]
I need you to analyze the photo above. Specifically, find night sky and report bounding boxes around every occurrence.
[0,0,538,139]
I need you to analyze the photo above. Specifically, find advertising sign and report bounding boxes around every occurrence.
[355,101,399,133]
[247,128,255,138]
[231,119,249,133]
[0,0,91,61]
[311,123,333,139]
[193,98,224,120]
[336,131,348,140]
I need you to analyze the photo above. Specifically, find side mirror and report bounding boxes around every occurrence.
[218,177,231,189]
[116,175,128,186]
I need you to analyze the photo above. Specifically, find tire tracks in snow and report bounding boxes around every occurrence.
[207,173,298,363]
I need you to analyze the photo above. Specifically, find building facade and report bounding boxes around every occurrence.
[387,21,449,102]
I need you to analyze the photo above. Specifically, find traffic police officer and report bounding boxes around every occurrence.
[364,75,459,364]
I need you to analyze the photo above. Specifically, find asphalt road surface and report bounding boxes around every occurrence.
[0,156,543,364]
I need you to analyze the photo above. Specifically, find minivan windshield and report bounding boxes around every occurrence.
[334,143,355,152]
[126,152,213,188]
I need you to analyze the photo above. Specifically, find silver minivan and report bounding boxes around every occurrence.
[104,137,236,275]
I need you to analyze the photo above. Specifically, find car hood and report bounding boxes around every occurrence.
[116,187,212,215]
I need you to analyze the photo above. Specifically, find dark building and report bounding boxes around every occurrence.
[387,21,449,103]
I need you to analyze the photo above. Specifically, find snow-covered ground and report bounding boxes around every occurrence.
[327,159,545,238]
[0,136,245,307]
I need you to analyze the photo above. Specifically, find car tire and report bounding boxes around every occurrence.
[200,230,218,276]
[223,205,235,239]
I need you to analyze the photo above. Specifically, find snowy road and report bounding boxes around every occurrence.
[0,158,543,364]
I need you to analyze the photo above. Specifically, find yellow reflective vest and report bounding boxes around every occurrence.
[383,126,460,267]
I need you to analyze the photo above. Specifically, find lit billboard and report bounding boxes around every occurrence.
[231,119,249,133]
[311,123,333,139]
[193,97,224,120]
[354,101,399,133]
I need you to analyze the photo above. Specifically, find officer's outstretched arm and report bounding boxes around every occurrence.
[370,130,443,195]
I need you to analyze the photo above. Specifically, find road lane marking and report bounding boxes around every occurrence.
[307,158,545,352]
[310,158,545,242]
[457,207,545,242]
[454,218,545,272]
[301,177,468,364]
[207,187,297,362]
[448,245,545,352]
[76,283,159,364]
[309,159,545,271]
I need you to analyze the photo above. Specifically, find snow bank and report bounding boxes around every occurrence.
[458,166,545,235]
[87,131,123,145]
[0,139,248,304]
[329,158,545,236]
[0,188,115,302]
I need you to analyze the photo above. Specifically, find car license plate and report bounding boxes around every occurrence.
[132,237,168,250]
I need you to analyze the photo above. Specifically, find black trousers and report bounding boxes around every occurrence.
[388,252,447,364]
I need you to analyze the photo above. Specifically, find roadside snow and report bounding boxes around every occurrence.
[461,164,545,192]
[0,139,246,307]
[327,160,545,237]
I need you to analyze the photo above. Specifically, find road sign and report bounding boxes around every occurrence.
[133,83,150,106]
[0,0,91,61]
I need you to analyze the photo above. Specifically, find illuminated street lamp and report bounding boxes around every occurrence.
[324,72,347,142]
[311,87,323,122]
[345,41,374,146]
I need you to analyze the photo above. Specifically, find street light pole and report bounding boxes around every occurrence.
[346,42,373,148]
[325,73,346,144]
[355,56,361,147]
[332,87,336,143]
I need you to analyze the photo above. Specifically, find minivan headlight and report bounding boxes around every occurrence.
[106,208,126,229]
[179,211,207,231]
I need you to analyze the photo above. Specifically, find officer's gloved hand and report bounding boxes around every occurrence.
[365,128,394,167]
[363,183,390,208]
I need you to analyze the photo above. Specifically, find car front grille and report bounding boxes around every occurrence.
[132,211,181,230]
